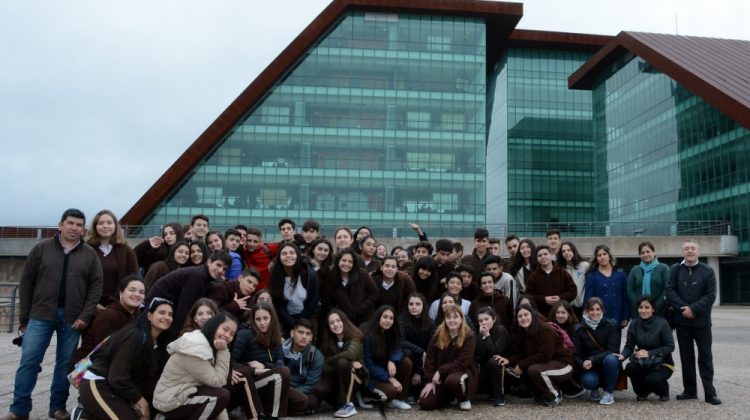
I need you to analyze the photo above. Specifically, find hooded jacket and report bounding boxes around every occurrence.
[281,338,324,394]
[153,330,230,413]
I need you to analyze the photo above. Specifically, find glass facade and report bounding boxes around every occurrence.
[143,12,487,237]
[487,48,595,236]
[590,53,750,302]
[591,54,750,240]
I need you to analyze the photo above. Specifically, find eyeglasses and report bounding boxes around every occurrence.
[148,297,174,311]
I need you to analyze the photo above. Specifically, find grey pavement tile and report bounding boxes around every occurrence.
[1,307,749,419]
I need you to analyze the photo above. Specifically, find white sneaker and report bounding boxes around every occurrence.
[334,402,358,418]
[599,391,615,405]
[389,399,412,410]
[459,400,472,410]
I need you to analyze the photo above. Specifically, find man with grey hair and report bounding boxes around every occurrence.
[666,239,721,405]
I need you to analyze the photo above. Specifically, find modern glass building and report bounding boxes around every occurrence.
[125,2,523,238]
[121,1,750,302]
[487,46,598,236]
[569,32,750,303]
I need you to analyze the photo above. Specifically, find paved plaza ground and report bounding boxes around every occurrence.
[1,306,748,419]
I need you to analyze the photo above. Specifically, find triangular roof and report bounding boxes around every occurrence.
[569,31,750,131]
[121,0,523,225]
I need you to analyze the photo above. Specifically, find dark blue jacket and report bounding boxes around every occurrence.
[231,326,284,369]
[666,262,716,328]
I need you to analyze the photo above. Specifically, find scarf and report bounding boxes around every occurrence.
[640,258,659,297]
[582,312,602,331]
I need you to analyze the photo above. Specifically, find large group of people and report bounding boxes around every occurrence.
[3,209,722,420]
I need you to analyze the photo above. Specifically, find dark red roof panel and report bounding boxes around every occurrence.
[569,31,750,130]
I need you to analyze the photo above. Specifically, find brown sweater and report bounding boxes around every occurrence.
[371,271,417,314]
[95,243,139,306]
[423,329,478,380]
[524,266,577,315]
[468,290,513,331]
[207,280,252,317]
[71,301,137,369]
[509,323,575,371]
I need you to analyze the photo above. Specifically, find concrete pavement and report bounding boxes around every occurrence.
[1,307,748,419]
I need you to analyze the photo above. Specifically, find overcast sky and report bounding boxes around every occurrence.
[1,0,748,226]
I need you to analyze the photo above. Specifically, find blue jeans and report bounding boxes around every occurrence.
[580,354,620,393]
[10,307,81,415]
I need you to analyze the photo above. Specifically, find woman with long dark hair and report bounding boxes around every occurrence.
[584,245,630,341]
[153,312,237,419]
[78,297,174,420]
[358,236,382,274]
[399,293,434,399]
[144,241,190,289]
[557,241,589,318]
[314,309,368,418]
[475,307,512,406]
[269,243,320,333]
[411,257,439,304]
[418,304,478,411]
[363,305,413,410]
[134,222,184,274]
[187,240,209,267]
[180,297,220,334]
[232,302,292,419]
[322,249,378,326]
[306,238,334,274]
[372,256,417,315]
[71,275,146,369]
[506,304,575,407]
[509,239,537,297]
[549,299,580,340]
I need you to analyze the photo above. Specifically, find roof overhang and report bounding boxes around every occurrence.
[569,31,750,131]
[121,0,523,225]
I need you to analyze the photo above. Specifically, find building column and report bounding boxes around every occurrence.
[707,256,721,306]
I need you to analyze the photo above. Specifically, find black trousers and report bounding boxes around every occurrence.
[626,362,672,397]
[676,325,716,397]
[477,359,505,399]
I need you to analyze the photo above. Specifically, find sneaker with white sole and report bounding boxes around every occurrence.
[589,389,601,401]
[459,400,472,410]
[599,392,615,405]
[389,399,411,410]
[334,403,358,418]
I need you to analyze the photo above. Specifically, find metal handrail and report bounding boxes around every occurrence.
[0,282,20,333]
[0,220,733,240]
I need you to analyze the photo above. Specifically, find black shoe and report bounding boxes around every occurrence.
[658,395,670,402]
[676,392,697,400]
[489,395,506,406]
[636,395,648,401]
[706,396,722,405]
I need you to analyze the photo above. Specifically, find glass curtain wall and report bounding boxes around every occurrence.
[487,48,595,237]
[591,54,750,303]
[143,11,487,238]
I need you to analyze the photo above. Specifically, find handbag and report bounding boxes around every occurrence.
[67,336,110,389]
[629,353,663,370]
[584,328,627,391]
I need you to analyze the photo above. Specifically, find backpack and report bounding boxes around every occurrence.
[547,322,575,351]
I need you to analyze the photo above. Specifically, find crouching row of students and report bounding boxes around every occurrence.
[75,295,588,419]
